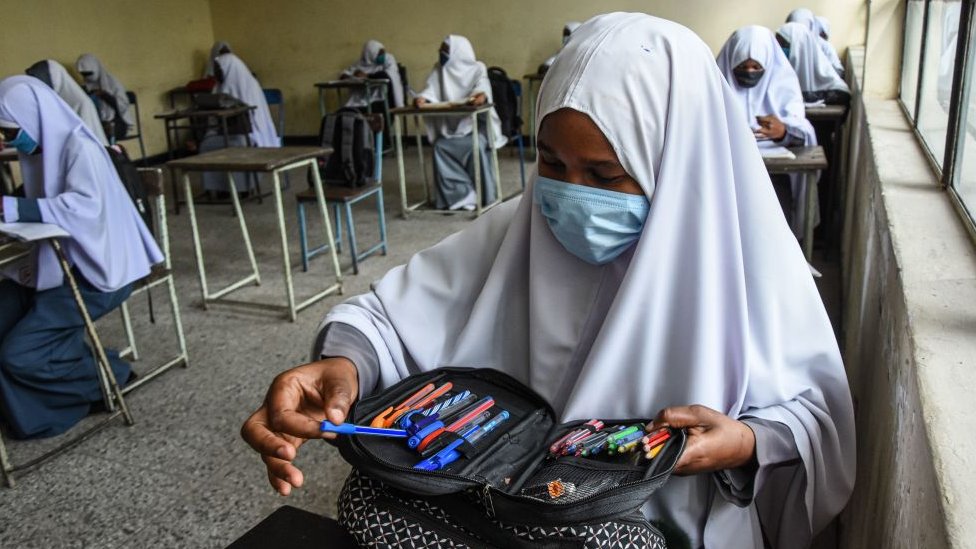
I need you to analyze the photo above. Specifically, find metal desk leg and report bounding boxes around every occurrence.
[51,240,134,426]
[415,117,430,200]
[184,172,210,307]
[395,116,409,218]
[487,115,502,205]
[270,171,297,321]
[803,171,817,261]
[472,113,482,217]
[228,173,262,288]
[309,160,344,288]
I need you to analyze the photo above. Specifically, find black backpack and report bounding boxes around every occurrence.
[313,108,375,188]
[487,66,522,139]
[105,145,153,234]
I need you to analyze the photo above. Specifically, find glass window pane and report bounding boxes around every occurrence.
[917,0,963,168]
[901,0,927,119]
[952,8,976,217]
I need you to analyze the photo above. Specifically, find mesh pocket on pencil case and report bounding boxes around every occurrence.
[517,459,643,505]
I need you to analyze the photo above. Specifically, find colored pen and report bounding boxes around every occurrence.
[383,382,454,428]
[606,424,643,445]
[414,411,511,471]
[420,410,492,457]
[407,395,490,448]
[608,430,645,452]
[549,420,604,456]
[400,392,478,434]
[417,397,495,452]
[319,421,408,438]
[370,383,436,427]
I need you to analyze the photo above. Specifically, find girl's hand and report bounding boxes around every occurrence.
[648,405,756,475]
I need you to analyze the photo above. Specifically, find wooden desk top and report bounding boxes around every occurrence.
[804,104,848,121]
[315,79,390,90]
[763,146,828,174]
[154,105,254,120]
[166,146,333,172]
[0,148,18,162]
[390,103,495,116]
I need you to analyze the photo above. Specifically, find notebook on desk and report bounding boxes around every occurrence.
[756,141,796,160]
[0,222,69,242]
[418,99,471,109]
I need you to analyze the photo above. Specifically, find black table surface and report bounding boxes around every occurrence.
[225,506,358,549]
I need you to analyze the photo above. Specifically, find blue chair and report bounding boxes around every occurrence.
[263,88,286,146]
[296,124,387,275]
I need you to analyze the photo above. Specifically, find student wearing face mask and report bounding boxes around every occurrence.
[76,54,135,141]
[0,76,162,439]
[413,35,507,211]
[341,40,405,110]
[25,59,109,145]
[242,13,854,548]
[777,22,850,106]
[539,22,582,74]
[718,26,817,233]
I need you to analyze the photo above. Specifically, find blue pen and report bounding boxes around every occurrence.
[414,411,511,471]
[320,421,408,438]
[398,391,473,430]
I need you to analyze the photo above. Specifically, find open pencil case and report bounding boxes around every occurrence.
[334,366,687,549]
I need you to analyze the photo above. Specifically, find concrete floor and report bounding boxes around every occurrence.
[0,149,841,549]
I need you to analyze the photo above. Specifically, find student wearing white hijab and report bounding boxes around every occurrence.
[204,41,232,78]
[243,13,854,548]
[717,26,818,236]
[414,35,507,210]
[76,53,135,140]
[787,9,845,78]
[539,22,582,73]
[0,76,162,439]
[25,60,108,145]
[200,52,280,193]
[777,22,850,105]
[341,40,404,109]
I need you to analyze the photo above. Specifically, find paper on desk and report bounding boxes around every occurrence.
[419,100,471,109]
[0,222,69,242]
[804,100,826,108]
[756,140,796,159]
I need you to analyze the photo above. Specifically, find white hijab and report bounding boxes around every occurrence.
[543,22,583,68]
[214,53,280,148]
[324,13,853,547]
[205,41,231,78]
[76,53,134,127]
[342,39,404,108]
[717,26,815,143]
[0,76,162,291]
[416,35,507,148]
[26,60,108,145]
[778,22,849,94]
[787,9,845,76]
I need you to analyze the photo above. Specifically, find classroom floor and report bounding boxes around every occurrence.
[0,148,841,549]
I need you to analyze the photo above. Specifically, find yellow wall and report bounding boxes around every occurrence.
[208,0,868,135]
[0,0,214,157]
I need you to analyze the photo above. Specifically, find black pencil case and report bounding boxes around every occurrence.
[334,366,687,549]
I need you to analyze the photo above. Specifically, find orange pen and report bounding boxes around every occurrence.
[383,382,453,428]
[370,383,437,428]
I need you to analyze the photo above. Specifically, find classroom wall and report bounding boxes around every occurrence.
[0,0,215,157]
[208,0,868,136]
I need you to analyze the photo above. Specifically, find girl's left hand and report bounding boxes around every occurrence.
[648,405,756,475]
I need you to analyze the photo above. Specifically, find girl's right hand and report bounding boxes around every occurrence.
[414,97,428,108]
[240,358,359,496]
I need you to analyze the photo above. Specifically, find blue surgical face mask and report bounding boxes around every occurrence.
[375,53,386,65]
[781,46,791,59]
[439,51,450,67]
[6,129,38,155]
[533,176,649,265]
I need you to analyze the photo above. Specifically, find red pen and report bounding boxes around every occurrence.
[417,397,494,452]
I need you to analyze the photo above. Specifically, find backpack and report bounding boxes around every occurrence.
[313,108,376,188]
[487,66,522,139]
[105,145,153,234]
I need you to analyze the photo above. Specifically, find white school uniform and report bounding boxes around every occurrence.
[342,40,404,109]
[25,60,108,146]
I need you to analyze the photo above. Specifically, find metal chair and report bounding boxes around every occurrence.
[263,88,286,146]
[117,167,190,393]
[116,91,148,165]
[296,122,387,275]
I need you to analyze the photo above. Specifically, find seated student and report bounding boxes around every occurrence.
[205,41,232,78]
[340,40,405,111]
[0,76,162,439]
[785,8,845,78]
[76,54,135,141]
[25,59,108,145]
[241,13,855,548]
[538,22,582,74]
[199,51,280,195]
[777,22,850,106]
[413,35,507,210]
[717,25,818,236]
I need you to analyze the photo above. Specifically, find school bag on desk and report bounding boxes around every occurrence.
[333,367,688,549]
[310,108,376,188]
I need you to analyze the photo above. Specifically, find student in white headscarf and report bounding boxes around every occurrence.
[0,76,162,439]
[25,60,108,145]
[785,8,845,78]
[413,35,507,210]
[242,13,855,548]
[199,52,280,194]
[717,26,818,236]
[76,54,135,141]
[777,22,850,106]
[341,40,404,110]
[539,22,582,74]
[205,41,232,78]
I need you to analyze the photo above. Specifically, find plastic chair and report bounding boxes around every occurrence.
[117,167,189,394]
[263,88,286,146]
[116,91,148,165]
[296,120,387,275]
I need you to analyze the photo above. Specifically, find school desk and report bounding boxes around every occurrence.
[0,148,18,195]
[522,73,545,156]
[314,78,392,120]
[763,145,829,260]
[805,104,849,251]
[0,222,133,488]
[389,103,503,218]
[166,146,343,322]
